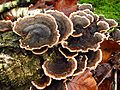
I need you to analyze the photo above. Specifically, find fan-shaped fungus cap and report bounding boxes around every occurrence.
[31,75,52,89]
[58,47,78,58]
[109,29,120,44]
[70,15,90,37]
[0,20,12,32]
[32,46,48,55]
[70,11,94,23]
[46,10,73,42]
[86,49,102,70]
[77,3,94,11]
[13,13,60,50]
[73,55,87,76]
[62,32,105,52]
[83,9,99,22]
[99,15,118,28]
[42,57,77,80]
[97,21,110,32]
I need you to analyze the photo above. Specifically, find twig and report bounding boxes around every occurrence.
[98,68,113,86]
[114,70,117,90]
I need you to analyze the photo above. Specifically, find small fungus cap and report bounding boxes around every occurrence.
[77,3,94,11]
[46,10,73,42]
[86,49,102,70]
[70,15,90,37]
[31,75,52,89]
[42,58,77,80]
[13,13,60,50]
[97,21,110,32]
[109,29,120,44]
[99,15,118,28]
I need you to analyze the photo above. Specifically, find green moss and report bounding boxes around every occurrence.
[80,0,120,19]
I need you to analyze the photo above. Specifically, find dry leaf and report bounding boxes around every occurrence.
[100,40,120,63]
[67,70,98,90]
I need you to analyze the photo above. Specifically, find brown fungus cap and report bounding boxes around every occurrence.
[73,55,87,76]
[83,9,99,22]
[46,10,73,42]
[0,20,12,32]
[62,32,105,52]
[99,15,118,28]
[97,21,110,32]
[42,58,77,80]
[70,11,94,23]
[32,46,48,55]
[13,13,60,50]
[109,29,120,44]
[42,57,77,80]
[77,3,94,11]
[31,75,52,90]
[69,15,90,37]
[86,49,102,70]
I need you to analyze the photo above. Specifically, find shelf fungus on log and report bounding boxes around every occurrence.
[46,10,73,42]
[31,75,52,90]
[73,55,87,76]
[13,13,60,52]
[61,32,105,52]
[77,3,94,11]
[86,49,102,70]
[0,20,13,32]
[42,50,77,80]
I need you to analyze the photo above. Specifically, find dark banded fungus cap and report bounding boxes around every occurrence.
[99,15,118,28]
[83,9,99,22]
[13,13,60,50]
[46,10,73,42]
[73,55,87,76]
[69,15,90,37]
[77,3,94,11]
[109,29,120,45]
[61,32,105,52]
[42,50,77,80]
[86,49,102,70]
[31,75,52,89]
[97,21,110,32]
[70,11,94,23]
[0,20,12,32]
[42,58,77,80]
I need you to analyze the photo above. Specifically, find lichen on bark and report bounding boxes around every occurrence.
[0,31,44,90]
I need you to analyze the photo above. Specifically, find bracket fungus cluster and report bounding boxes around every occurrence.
[0,1,120,90]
